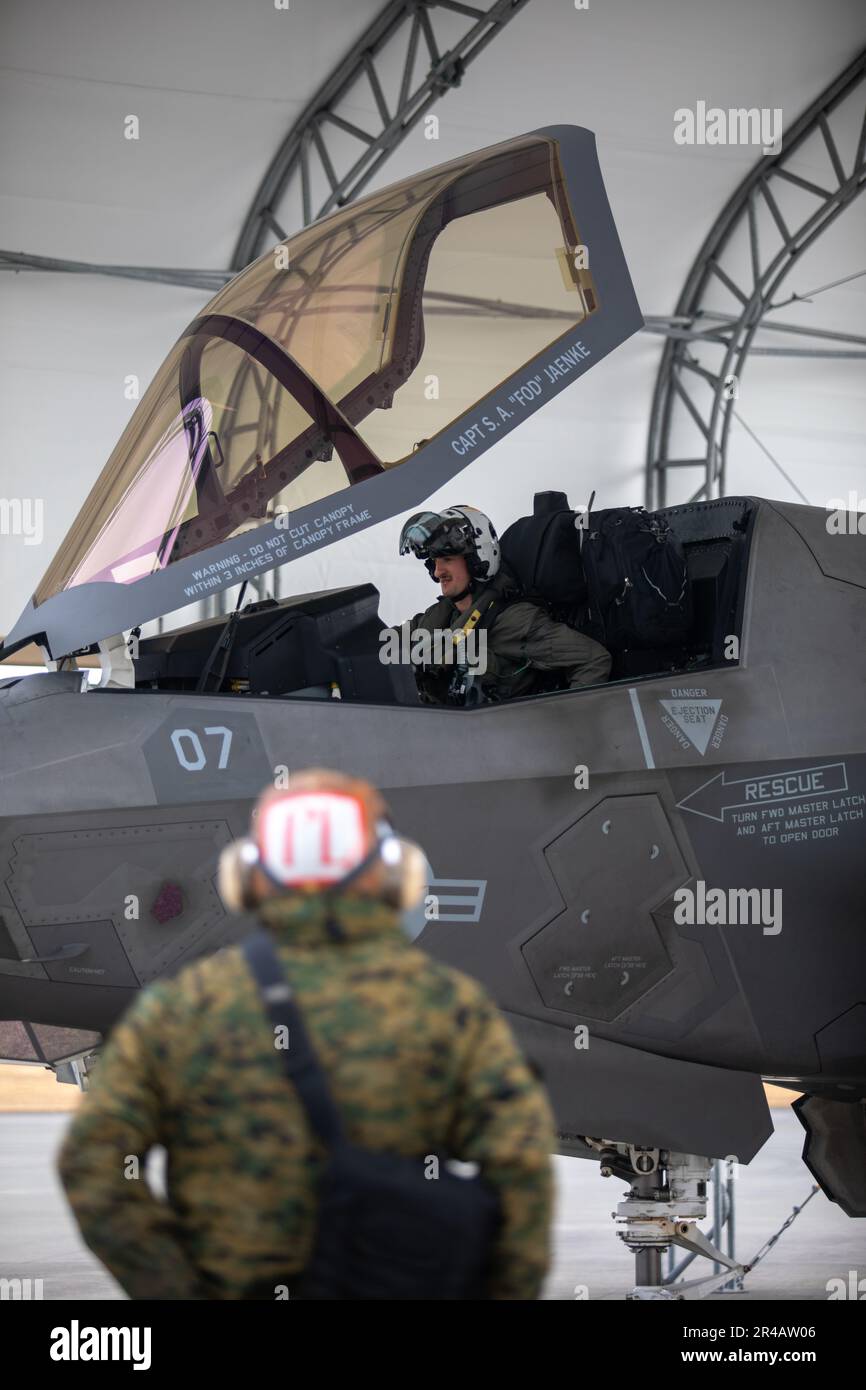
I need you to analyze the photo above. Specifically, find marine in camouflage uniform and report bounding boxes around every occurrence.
[59,787,556,1301]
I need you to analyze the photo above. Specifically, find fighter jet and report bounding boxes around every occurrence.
[1,126,864,1297]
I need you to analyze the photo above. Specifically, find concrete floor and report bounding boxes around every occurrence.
[1,1107,863,1300]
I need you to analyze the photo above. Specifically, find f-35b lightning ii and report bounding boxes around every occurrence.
[1,127,863,1297]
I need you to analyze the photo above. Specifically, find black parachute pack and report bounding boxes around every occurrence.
[498,490,588,617]
[242,929,500,1299]
[580,502,692,650]
[501,491,692,651]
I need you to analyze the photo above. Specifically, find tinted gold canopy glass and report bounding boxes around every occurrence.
[35,133,596,606]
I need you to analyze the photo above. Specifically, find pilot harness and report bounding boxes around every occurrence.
[448,599,491,706]
[419,583,530,706]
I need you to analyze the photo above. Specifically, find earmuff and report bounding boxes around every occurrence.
[377,829,427,912]
[217,838,261,913]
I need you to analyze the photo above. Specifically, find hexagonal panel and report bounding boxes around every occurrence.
[522,795,686,1020]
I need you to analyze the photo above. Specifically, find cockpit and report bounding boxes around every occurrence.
[128,495,752,707]
[0,123,753,703]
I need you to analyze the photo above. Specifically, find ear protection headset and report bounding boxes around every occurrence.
[217,790,427,915]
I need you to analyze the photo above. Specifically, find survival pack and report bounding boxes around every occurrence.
[501,491,692,651]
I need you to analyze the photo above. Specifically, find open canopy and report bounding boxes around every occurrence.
[4,124,642,659]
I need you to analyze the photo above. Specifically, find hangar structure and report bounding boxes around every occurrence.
[647,46,866,508]
[3,5,865,606]
[1,0,865,1305]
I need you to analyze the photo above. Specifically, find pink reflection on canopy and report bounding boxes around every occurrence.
[67,400,214,589]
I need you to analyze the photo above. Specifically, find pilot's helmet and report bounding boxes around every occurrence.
[217,769,426,914]
[398,505,501,583]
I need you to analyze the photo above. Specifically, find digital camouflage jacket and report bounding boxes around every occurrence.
[58,894,556,1300]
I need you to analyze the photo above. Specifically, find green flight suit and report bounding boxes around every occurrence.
[404,573,611,703]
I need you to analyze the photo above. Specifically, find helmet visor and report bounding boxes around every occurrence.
[399,510,473,559]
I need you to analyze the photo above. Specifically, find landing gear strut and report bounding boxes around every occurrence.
[589,1141,749,1299]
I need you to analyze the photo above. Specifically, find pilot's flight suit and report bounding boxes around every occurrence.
[406,571,611,704]
[58,894,556,1300]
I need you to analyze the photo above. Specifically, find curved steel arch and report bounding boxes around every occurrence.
[231,0,531,271]
[646,48,866,509]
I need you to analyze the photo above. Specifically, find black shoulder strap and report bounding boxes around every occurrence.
[242,929,344,1145]
[462,584,504,634]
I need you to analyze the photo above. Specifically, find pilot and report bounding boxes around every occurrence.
[397,505,611,704]
[58,769,556,1300]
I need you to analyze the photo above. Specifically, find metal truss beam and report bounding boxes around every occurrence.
[646,47,866,509]
[231,0,531,269]
[0,250,231,294]
[8,254,866,366]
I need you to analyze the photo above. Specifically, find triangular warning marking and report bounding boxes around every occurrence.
[659,699,722,755]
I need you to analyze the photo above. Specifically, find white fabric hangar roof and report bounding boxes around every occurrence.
[1,0,864,637]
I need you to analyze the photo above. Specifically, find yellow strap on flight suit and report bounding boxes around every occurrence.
[452,606,485,648]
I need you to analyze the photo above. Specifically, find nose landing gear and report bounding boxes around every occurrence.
[588,1141,748,1299]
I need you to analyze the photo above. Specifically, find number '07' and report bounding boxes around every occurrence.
[171,726,233,771]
